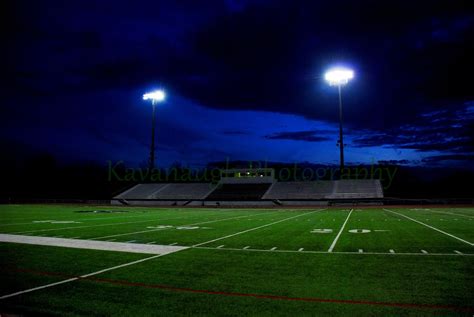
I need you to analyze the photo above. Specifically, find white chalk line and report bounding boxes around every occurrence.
[328,209,354,252]
[0,253,170,300]
[194,246,474,257]
[91,211,282,240]
[0,212,308,299]
[192,209,325,247]
[384,209,474,246]
[11,215,192,235]
[427,209,474,219]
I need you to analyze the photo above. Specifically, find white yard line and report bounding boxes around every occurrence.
[327,209,354,252]
[384,208,474,246]
[12,216,189,235]
[0,209,311,300]
[428,209,474,219]
[0,253,171,300]
[194,246,473,257]
[92,211,280,240]
[192,209,325,247]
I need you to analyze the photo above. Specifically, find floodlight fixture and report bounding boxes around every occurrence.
[143,89,166,104]
[323,66,354,172]
[324,68,354,86]
[143,88,166,171]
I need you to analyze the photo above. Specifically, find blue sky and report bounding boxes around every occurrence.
[3,0,473,169]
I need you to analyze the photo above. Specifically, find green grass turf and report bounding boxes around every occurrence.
[1,204,473,316]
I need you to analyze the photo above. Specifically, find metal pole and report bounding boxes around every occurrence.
[338,85,344,172]
[149,101,156,171]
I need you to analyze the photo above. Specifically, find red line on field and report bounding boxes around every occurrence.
[4,267,474,313]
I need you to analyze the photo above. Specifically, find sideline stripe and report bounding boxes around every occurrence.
[384,209,474,246]
[4,267,474,313]
[192,209,325,247]
[328,209,354,252]
[0,234,187,255]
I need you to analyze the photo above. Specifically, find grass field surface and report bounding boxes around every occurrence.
[0,205,473,316]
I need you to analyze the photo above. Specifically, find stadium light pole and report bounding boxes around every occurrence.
[143,89,166,171]
[324,67,354,172]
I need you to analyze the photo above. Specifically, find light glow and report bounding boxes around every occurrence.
[324,68,354,86]
[143,90,166,102]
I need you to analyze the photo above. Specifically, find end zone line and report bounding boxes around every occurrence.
[383,209,474,246]
[328,209,354,252]
[192,209,325,247]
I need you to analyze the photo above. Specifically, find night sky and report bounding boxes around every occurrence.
[3,0,474,169]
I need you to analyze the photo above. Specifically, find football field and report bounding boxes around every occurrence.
[0,205,473,316]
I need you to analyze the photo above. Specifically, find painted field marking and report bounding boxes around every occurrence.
[192,209,325,248]
[389,249,395,254]
[0,253,172,300]
[358,249,363,253]
[217,245,225,248]
[428,209,474,219]
[169,242,178,246]
[328,209,354,253]
[298,248,304,251]
[421,250,428,254]
[384,209,474,246]
[13,216,188,235]
[271,247,277,251]
[454,250,463,255]
[243,246,250,249]
[92,211,280,240]
[194,246,474,257]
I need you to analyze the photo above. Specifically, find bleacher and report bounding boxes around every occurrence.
[114,183,168,199]
[112,168,384,205]
[263,181,334,199]
[151,183,215,199]
[329,180,383,199]
[206,183,272,200]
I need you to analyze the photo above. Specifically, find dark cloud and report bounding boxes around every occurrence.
[265,130,331,142]
[422,154,474,163]
[352,102,474,153]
